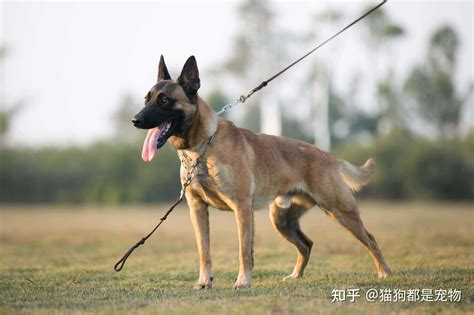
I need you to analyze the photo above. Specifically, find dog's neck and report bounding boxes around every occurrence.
[168,96,218,152]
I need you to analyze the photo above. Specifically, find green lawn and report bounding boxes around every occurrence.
[0,201,472,314]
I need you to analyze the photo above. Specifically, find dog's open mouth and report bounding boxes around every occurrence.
[141,120,176,162]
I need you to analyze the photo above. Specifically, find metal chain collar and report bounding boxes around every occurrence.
[177,134,215,198]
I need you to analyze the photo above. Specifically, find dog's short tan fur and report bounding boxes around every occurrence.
[138,56,392,289]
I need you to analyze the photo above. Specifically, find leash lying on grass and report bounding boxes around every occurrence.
[114,0,387,272]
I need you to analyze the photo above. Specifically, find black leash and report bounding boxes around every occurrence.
[217,0,387,115]
[114,197,183,272]
[114,0,387,271]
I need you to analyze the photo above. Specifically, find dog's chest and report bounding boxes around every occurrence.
[180,156,233,210]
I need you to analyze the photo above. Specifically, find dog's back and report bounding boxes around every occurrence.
[213,118,374,211]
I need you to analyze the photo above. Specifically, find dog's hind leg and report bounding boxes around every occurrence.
[326,205,392,278]
[269,201,313,281]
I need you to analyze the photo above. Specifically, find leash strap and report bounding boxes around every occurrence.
[114,196,184,272]
[217,0,387,116]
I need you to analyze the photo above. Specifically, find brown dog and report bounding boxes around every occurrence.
[132,55,392,289]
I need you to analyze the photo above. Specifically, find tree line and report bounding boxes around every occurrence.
[0,2,472,204]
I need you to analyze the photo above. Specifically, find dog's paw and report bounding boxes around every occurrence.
[233,277,251,289]
[194,275,214,290]
[378,270,393,279]
[233,281,251,290]
[282,273,301,281]
[193,276,213,290]
[194,281,212,290]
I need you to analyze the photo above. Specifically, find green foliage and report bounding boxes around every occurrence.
[404,25,466,138]
[112,94,142,143]
[224,0,274,76]
[0,144,180,204]
[404,141,473,199]
[1,130,471,204]
[0,44,7,59]
[241,105,261,132]
[429,25,459,72]
[0,111,8,135]
[335,129,474,200]
[206,89,230,113]
[361,6,405,47]
[376,71,404,130]
[281,115,312,144]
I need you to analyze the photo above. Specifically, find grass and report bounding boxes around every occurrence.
[0,201,472,314]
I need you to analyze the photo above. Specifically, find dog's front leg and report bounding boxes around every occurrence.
[233,201,254,289]
[188,194,212,290]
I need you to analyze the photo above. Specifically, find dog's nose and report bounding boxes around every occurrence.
[132,117,144,127]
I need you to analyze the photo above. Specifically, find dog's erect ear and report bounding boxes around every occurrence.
[157,55,172,81]
[177,56,200,101]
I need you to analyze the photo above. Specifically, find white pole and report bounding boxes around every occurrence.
[260,32,281,136]
[260,91,281,136]
[313,78,330,151]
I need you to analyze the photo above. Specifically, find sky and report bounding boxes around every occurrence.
[1,0,473,146]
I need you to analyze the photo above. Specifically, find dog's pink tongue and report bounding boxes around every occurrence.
[141,127,160,162]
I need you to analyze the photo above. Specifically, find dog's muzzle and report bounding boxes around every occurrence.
[132,117,144,128]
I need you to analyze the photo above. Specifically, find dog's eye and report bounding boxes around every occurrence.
[160,95,169,105]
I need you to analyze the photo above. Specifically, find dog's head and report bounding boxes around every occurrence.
[133,55,201,162]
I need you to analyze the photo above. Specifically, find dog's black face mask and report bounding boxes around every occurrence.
[132,55,200,162]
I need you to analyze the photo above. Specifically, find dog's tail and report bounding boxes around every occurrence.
[337,157,375,192]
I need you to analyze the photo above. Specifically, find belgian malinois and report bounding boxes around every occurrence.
[132,55,392,289]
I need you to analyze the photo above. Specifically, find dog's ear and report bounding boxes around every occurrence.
[177,56,200,101]
[157,55,172,81]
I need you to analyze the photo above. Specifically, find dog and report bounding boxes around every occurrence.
[132,55,392,289]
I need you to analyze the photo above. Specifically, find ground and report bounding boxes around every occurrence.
[0,201,472,314]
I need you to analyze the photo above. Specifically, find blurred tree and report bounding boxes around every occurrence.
[335,128,473,200]
[299,6,343,149]
[241,104,261,133]
[219,0,292,134]
[330,74,383,145]
[0,43,7,148]
[0,143,182,203]
[282,114,313,144]
[376,71,405,132]
[429,26,458,74]
[205,89,230,114]
[0,45,7,58]
[361,7,406,136]
[362,6,404,50]
[0,104,24,148]
[0,44,24,148]
[404,140,473,199]
[304,6,406,147]
[223,0,273,77]
[327,86,347,145]
[404,25,471,139]
[111,93,141,143]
